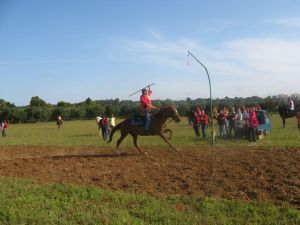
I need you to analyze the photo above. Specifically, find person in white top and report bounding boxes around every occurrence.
[96,115,102,136]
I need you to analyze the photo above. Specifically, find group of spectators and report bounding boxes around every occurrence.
[189,105,261,142]
[213,106,260,142]
[96,115,116,141]
[188,106,209,138]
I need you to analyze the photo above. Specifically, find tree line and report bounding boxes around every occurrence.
[0,94,299,123]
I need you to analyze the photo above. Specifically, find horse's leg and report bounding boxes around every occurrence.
[162,129,172,140]
[130,133,143,154]
[158,133,179,151]
[282,117,286,128]
[115,132,128,155]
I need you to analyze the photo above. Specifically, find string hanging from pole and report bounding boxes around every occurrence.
[187,53,190,65]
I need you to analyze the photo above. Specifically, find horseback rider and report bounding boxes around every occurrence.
[140,86,156,135]
[287,96,294,115]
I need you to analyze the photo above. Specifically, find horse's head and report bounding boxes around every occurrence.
[153,105,181,124]
[169,105,181,122]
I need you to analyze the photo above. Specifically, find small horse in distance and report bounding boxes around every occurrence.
[277,105,300,128]
[108,105,181,154]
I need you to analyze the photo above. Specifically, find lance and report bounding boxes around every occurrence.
[128,83,156,97]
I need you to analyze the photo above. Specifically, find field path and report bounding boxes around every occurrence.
[0,146,299,207]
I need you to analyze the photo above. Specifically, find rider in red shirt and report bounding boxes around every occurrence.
[140,86,156,134]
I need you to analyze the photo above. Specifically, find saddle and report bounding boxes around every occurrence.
[129,114,145,126]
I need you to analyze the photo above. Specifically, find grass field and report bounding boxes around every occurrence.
[0,114,299,148]
[0,114,299,225]
[0,177,299,225]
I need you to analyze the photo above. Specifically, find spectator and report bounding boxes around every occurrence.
[242,107,249,128]
[235,108,243,138]
[101,116,109,141]
[228,107,236,138]
[200,110,209,138]
[190,106,201,137]
[248,107,258,142]
[217,110,227,138]
[109,114,116,129]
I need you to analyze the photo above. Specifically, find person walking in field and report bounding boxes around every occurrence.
[2,120,8,137]
[140,86,156,135]
[96,115,102,136]
[57,115,62,129]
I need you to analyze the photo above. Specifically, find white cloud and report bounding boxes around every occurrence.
[114,34,300,99]
[146,29,164,40]
[266,16,300,28]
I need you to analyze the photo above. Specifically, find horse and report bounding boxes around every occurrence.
[277,105,300,128]
[108,105,181,154]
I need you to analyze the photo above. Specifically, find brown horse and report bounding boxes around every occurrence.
[277,105,300,128]
[108,105,181,154]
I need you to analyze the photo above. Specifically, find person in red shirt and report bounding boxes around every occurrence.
[100,116,109,141]
[2,120,8,137]
[248,107,259,142]
[200,110,209,138]
[190,106,202,137]
[140,86,156,134]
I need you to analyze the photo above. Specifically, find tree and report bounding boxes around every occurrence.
[30,96,48,107]
[70,107,86,119]
[57,101,71,107]
[85,97,92,105]
[25,107,51,122]
[105,106,113,116]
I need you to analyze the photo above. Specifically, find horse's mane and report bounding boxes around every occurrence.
[152,106,174,116]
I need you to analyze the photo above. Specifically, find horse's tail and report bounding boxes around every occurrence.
[107,120,124,143]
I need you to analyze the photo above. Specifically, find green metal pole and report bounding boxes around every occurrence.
[188,51,214,145]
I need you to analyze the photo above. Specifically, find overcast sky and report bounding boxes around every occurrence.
[0,0,299,106]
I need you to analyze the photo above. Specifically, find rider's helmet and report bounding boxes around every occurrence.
[142,88,147,94]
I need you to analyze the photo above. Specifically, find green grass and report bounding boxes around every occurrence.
[0,177,299,225]
[1,114,299,148]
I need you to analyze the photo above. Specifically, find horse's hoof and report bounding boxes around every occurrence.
[115,150,121,156]
[175,148,181,152]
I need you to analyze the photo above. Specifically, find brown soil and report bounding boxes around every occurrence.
[0,145,299,207]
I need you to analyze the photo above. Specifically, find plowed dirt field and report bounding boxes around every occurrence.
[0,146,299,207]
